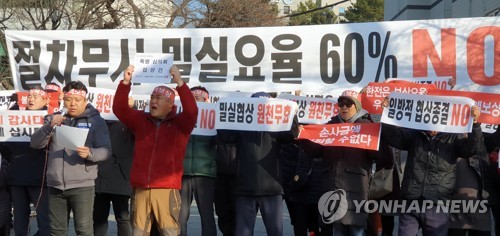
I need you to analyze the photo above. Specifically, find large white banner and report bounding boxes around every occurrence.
[4,17,499,96]
[381,92,476,133]
[216,97,297,132]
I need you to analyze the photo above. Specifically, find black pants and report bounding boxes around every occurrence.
[93,192,132,236]
[292,202,319,236]
[214,175,236,236]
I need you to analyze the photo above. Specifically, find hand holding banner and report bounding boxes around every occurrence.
[297,123,381,151]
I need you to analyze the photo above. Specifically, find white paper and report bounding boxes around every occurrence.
[133,53,174,84]
[55,125,89,150]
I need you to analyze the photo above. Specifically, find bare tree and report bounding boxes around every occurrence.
[197,0,285,28]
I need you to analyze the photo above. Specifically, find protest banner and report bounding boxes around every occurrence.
[86,87,117,120]
[386,77,453,90]
[481,123,498,134]
[381,92,476,133]
[298,123,381,151]
[132,53,174,83]
[175,101,217,136]
[0,110,46,142]
[278,93,338,124]
[215,97,297,132]
[360,82,437,114]
[5,17,499,96]
[426,89,500,125]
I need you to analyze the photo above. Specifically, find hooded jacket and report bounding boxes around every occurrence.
[112,81,197,189]
[30,104,111,190]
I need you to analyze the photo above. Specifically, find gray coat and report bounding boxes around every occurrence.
[30,104,111,190]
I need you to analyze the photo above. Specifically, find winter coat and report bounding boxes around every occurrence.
[381,123,483,201]
[281,142,326,205]
[183,135,217,177]
[449,156,492,231]
[0,146,11,228]
[215,142,237,176]
[217,117,298,196]
[303,112,384,228]
[30,104,111,190]
[95,121,134,196]
[112,81,197,189]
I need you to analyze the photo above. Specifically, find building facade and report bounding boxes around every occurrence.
[384,0,500,21]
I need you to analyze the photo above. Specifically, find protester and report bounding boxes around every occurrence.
[178,86,217,236]
[484,128,500,234]
[214,141,237,236]
[112,65,197,236]
[217,91,298,236]
[93,97,135,236]
[301,90,388,236]
[0,143,12,236]
[281,141,323,236]
[44,82,64,112]
[30,81,111,236]
[4,86,50,236]
[380,97,482,236]
[448,154,494,236]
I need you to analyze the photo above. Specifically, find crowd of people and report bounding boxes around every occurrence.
[0,64,498,236]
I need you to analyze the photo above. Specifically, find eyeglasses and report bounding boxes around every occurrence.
[338,101,354,108]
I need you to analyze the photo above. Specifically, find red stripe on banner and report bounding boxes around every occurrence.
[360,82,436,114]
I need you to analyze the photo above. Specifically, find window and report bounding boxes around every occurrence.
[284,6,290,14]
[339,7,346,16]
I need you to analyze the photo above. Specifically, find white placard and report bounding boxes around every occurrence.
[381,92,475,133]
[132,53,174,84]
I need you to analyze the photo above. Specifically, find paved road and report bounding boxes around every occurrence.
[13,201,293,235]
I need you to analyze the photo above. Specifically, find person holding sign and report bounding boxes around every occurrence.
[4,86,50,236]
[179,86,217,236]
[112,65,197,236]
[380,97,482,236]
[301,90,388,236]
[30,81,111,236]
[217,91,299,236]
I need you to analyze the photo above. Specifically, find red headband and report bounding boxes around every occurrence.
[65,89,87,98]
[45,84,61,93]
[191,89,209,101]
[152,86,175,101]
[29,89,48,98]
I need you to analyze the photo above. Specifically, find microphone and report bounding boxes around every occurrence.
[59,107,68,116]
[52,108,68,131]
